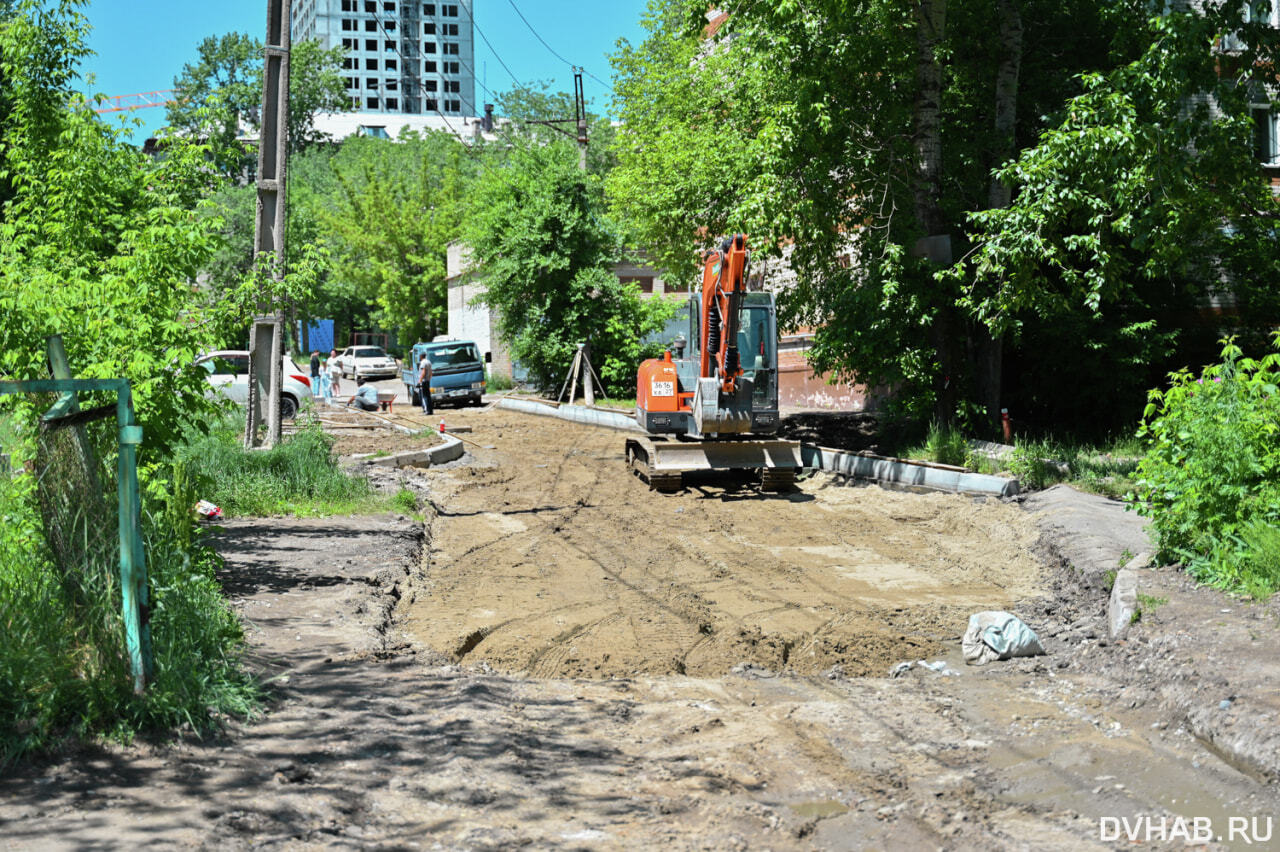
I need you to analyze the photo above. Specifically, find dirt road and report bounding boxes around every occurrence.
[402,409,1044,680]
[3,406,1278,850]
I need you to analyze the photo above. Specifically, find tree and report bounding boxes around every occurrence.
[315,131,471,345]
[167,33,349,177]
[608,0,1145,430]
[0,1,226,451]
[466,136,675,395]
[958,5,1280,430]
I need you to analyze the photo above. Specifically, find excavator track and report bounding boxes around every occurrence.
[626,436,800,493]
[626,438,683,492]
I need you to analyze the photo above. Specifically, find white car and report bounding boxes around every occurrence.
[196,350,313,420]
[334,345,398,380]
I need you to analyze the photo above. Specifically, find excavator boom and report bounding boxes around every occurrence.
[629,234,801,492]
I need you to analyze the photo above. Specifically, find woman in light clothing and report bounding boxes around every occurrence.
[327,349,342,395]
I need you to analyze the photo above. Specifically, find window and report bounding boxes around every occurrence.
[385,20,396,31]
[351,96,361,108]
[386,78,398,90]
[425,80,438,92]
[445,23,458,35]
[384,1,395,10]
[445,42,458,55]
[1253,106,1280,165]
[445,79,460,93]
[423,3,435,13]
[385,40,397,51]
[424,60,437,72]
[423,41,437,53]
[447,61,459,73]
[358,125,390,138]
[424,22,435,34]
[446,99,460,112]
[366,58,378,69]
[366,38,377,50]
[344,76,356,88]
[343,56,354,69]
[341,0,353,10]
[444,4,458,15]
[385,59,397,71]
[364,1,375,11]
[342,37,355,48]
[365,19,377,31]
[367,77,379,88]
[367,97,379,109]
[386,98,399,110]
[426,97,438,110]
[341,18,354,30]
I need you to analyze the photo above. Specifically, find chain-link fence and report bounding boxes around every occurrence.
[0,378,150,693]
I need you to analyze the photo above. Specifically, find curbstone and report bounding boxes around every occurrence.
[365,434,463,469]
[1108,567,1139,639]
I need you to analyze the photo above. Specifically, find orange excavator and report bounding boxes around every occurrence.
[626,235,801,491]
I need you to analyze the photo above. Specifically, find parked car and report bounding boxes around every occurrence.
[400,338,488,408]
[196,350,312,420]
[334,345,398,380]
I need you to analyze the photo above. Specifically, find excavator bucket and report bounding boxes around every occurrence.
[626,437,801,492]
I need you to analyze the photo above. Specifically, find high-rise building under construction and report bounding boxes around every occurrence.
[291,0,476,117]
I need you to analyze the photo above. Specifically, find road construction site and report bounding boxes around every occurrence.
[3,403,1278,850]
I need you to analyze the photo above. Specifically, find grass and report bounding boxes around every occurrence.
[954,434,1143,498]
[177,416,383,517]
[486,370,514,392]
[0,452,259,766]
[903,422,968,467]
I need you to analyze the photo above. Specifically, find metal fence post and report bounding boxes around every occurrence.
[115,380,151,694]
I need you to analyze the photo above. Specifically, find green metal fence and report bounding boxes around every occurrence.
[0,352,152,693]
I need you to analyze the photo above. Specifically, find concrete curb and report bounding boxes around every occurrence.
[495,397,643,432]
[495,397,1019,498]
[358,434,464,468]
[802,445,1020,499]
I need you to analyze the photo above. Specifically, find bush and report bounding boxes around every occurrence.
[177,417,373,517]
[0,464,257,765]
[1132,336,1280,596]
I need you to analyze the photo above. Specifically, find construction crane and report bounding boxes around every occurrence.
[93,90,176,114]
[625,234,801,492]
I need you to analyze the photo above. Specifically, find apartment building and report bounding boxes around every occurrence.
[291,0,476,116]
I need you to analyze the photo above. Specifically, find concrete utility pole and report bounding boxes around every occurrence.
[245,0,292,448]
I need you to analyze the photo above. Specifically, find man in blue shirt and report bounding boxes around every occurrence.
[348,377,380,411]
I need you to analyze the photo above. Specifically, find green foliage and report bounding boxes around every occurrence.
[167,33,350,177]
[1132,593,1169,623]
[908,423,969,467]
[0,0,221,457]
[390,487,417,514]
[466,137,676,396]
[177,417,374,517]
[316,133,470,344]
[608,0,1125,426]
[485,369,514,392]
[1133,336,1280,597]
[0,458,258,765]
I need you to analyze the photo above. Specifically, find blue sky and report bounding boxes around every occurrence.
[80,0,651,141]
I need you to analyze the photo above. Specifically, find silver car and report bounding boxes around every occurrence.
[196,350,313,420]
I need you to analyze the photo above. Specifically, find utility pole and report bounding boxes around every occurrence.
[245,0,291,448]
[573,68,587,171]
[526,68,588,171]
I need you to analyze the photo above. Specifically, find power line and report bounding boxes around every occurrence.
[503,0,573,68]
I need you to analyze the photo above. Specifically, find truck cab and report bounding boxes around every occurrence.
[401,338,488,408]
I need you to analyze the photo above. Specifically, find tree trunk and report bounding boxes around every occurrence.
[975,0,1023,434]
[912,0,956,425]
